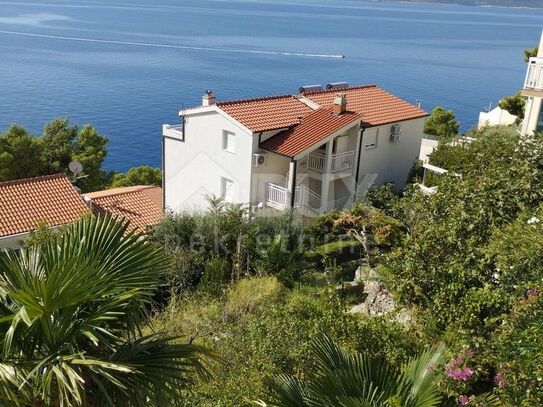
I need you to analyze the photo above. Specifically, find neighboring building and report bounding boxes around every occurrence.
[478,105,517,128]
[84,186,163,233]
[163,83,428,216]
[0,173,88,249]
[521,31,543,136]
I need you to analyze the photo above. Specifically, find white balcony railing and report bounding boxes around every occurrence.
[266,183,289,210]
[266,183,322,215]
[331,150,355,173]
[295,185,321,212]
[297,149,356,174]
[524,57,543,91]
[298,151,325,173]
[327,196,351,211]
[162,124,184,140]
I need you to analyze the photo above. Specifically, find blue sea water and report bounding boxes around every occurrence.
[1,0,542,171]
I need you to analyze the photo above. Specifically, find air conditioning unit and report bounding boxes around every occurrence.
[390,124,401,143]
[252,153,267,167]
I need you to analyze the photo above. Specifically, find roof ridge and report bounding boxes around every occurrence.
[217,94,297,106]
[302,84,377,96]
[0,173,68,188]
[86,185,157,199]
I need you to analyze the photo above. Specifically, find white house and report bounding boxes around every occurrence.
[521,31,543,136]
[163,83,428,216]
[478,105,517,128]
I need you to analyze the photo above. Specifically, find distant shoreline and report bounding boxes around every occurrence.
[375,0,543,9]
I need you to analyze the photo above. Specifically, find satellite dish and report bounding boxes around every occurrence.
[69,160,83,176]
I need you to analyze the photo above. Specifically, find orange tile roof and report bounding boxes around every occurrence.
[212,85,427,133]
[0,173,88,238]
[304,85,428,126]
[218,95,313,132]
[261,107,362,157]
[85,186,163,233]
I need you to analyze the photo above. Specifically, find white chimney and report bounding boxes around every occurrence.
[538,29,543,58]
[333,93,347,115]
[202,90,216,106]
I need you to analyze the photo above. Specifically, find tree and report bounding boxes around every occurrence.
[0,215,209,406]
[0,124,45,181]
[42,118,79,173]
[499,93,526,123]
[524,46,538,63]
[256,333,446,407]
[42,119,109,191]
[110,165,162,188]
[424,106,460,139]
[72,124,109,191]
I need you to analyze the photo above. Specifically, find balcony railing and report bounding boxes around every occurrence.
[266,183,289,210]
[524,57,543,91]
[297,150,356,174]
[327,196,351,211]
[162,124,184,140]
[331,150,355,173]
[294,185,321,212]
[298,152,325,173]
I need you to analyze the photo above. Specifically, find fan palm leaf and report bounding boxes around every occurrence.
[259,333,444,407]
[0,215,209,406]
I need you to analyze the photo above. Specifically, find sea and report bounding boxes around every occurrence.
[1,0,542,171]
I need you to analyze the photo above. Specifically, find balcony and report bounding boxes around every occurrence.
[162,124,184,140]
[297,150,355,174]
[331,151,355,173]
[524,57,543,91]
[266,183,352,216]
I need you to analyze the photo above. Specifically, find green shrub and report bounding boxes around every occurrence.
[224,276,283,321]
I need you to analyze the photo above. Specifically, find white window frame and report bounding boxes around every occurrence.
[222,130,236,153]
[220,177,234,202]
[364,128,378,150]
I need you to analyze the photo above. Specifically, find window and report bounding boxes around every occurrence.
[220,177,234,202]
[364,128,378,149]
[222,130,236,153]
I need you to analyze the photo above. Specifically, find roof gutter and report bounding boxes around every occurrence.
[354,123,366,197]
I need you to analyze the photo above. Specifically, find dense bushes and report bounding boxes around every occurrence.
[380,126,543,402]
[153,277,420,406]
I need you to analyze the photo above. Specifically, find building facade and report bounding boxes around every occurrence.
[521,31,543,136]
[163,84,428,216]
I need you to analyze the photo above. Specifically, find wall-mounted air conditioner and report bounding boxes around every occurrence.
[252,153,267,167]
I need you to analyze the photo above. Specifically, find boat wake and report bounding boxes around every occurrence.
[0,30,345,59]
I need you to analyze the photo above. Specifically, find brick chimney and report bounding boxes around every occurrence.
[202,90,216,106]
[333,93,347,115]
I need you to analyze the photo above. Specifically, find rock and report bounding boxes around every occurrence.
[348,266,412,324]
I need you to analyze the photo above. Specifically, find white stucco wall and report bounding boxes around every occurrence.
[164,110,254,211]
[0,233,27,250]
[357,117,425,193]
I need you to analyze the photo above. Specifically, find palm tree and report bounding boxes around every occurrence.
[0,215,208,406]
[256,333,445,407]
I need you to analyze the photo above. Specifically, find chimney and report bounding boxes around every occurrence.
[538,29,543,58]
[202,90,216,106]
[333,93,347,115]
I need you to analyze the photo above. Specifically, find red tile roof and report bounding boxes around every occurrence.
[0,173,88,238]
[213,85,427,133]
[85,186,163,233]
[218,95,313,132]
[304,85,428,126]
[261,107,362,157]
